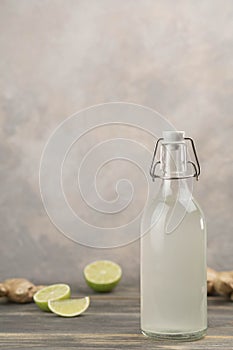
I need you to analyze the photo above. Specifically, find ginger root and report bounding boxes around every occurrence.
[0,278,45,303]
[207,267,233,300]
[207,267,218,294]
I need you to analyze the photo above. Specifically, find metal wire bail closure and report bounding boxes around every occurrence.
[150,137,201,181]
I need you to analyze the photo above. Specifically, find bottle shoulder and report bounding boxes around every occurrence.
[141,195,206,235]
[141,195,206,224]
[142,180,206,223]
[192,197,206,223]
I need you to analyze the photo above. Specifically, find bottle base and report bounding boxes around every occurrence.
[141,328,207,341]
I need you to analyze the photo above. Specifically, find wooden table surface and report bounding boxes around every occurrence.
[0,286,233,350]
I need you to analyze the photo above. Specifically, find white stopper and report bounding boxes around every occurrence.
[163,131,185,142]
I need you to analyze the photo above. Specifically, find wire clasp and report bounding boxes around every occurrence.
[150,137,201,181]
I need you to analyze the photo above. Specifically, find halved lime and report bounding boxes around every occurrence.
[84,260,122,292]
[33,284,71,311]
[48,297,90,317]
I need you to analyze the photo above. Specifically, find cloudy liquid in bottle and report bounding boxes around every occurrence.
[140,131,207,340]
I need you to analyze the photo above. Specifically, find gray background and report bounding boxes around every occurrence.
[0,0,232,290]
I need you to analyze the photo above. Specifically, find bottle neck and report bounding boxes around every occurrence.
[161,142,187,178]
[160,142,192,201]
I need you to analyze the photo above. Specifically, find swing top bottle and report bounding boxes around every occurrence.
[140,131,207,340]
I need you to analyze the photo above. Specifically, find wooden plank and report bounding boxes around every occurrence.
[0,290,233,349]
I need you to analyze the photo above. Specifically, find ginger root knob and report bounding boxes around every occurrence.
[0,278,45,303]
[207,267,218,294]
[207,268,233,300]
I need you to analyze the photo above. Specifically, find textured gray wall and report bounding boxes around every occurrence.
[0,0,233,289]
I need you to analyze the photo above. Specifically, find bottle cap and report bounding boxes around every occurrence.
[163,131,185,143]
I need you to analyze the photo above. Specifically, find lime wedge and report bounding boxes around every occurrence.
[48,297,90,317]
[84,260,122,292]
[33,284,71,311]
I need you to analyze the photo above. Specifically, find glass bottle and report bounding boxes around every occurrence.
[140,131,207,341]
